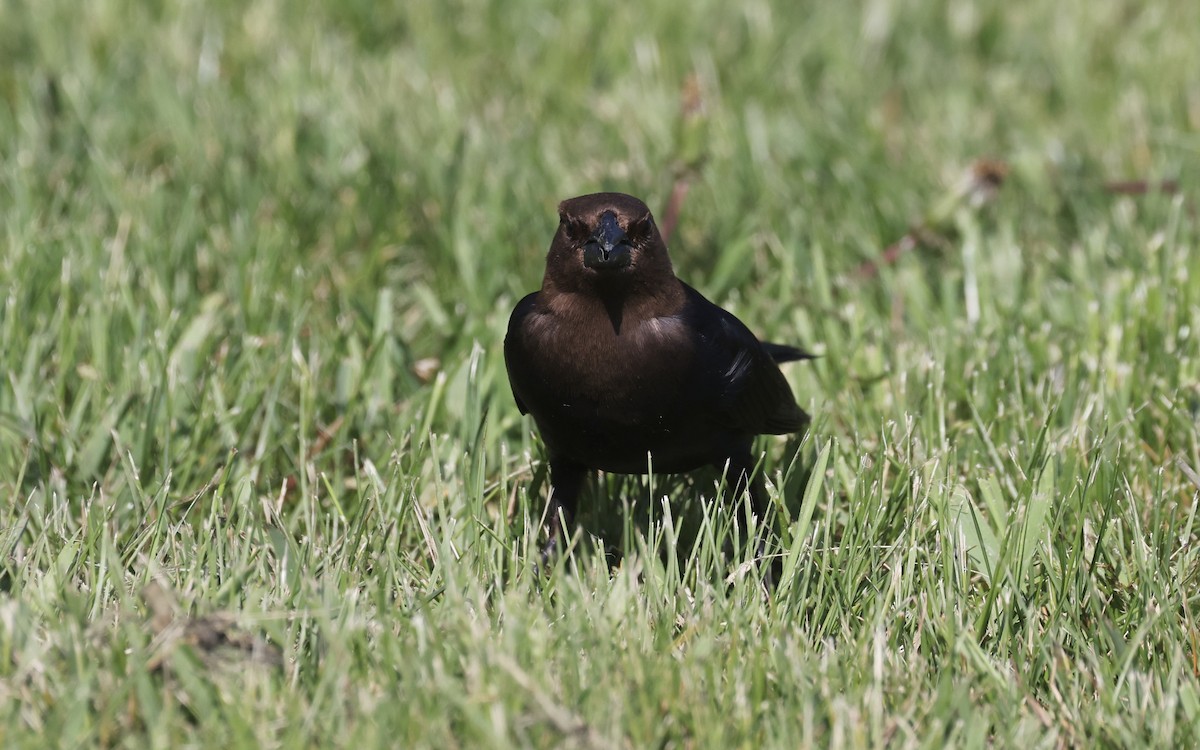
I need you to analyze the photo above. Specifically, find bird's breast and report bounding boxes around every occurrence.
[508,305,740,473]
[521,312,693,415]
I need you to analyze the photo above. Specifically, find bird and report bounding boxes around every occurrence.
[504,192,810,574]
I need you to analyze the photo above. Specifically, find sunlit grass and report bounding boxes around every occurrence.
[2,0,1199,746]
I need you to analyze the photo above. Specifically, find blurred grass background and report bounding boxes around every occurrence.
[1,0,1199,746]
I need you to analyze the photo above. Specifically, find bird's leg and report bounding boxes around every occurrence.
[724,453,782,588]
[541,458,585,566]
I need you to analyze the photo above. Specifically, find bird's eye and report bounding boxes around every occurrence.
[627,215,654,240]
[561,218,590,242]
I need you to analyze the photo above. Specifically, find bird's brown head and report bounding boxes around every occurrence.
[542,192,674,296]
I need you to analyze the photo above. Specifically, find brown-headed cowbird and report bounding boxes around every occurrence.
[505,192,810,569]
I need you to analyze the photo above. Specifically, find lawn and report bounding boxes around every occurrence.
[2,0,1199,747]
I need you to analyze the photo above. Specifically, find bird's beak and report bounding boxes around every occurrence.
[583,212,632,270]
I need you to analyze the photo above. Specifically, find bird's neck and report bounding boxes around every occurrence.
[540,278,685,336]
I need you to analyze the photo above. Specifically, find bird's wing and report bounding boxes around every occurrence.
[684,285,809,436]
[503,292,541,416]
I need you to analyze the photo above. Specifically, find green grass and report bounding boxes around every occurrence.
[2,0,1199,746]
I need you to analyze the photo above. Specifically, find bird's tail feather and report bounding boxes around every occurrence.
[762,342,816,363]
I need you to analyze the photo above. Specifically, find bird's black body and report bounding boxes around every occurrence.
[504,192,810,565]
